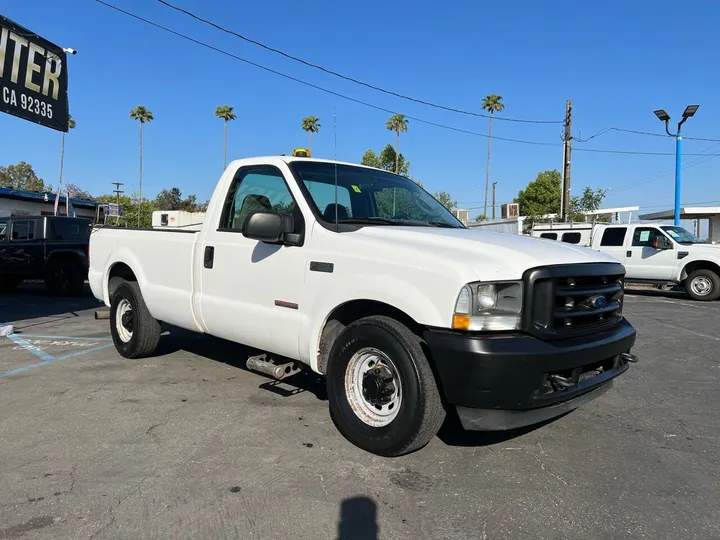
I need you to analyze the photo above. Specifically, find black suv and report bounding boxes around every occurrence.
[0,216,91,296]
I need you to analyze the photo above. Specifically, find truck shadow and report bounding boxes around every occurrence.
[436,411,564,448]
[624,287,688,300]
[156,327,327,401]
[0,282,101,326]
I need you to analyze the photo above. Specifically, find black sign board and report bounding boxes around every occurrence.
[0,15,69,132]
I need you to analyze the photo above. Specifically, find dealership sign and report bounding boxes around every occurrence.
[0,15,69,131]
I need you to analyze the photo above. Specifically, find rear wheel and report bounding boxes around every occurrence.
[45,257,84,296]
[109,280,161,358]
[326,315,445,457]
[685,269,720,301]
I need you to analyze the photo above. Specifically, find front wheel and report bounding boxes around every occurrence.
[685,269,720,301]
[326,315,445,457]
[110,280,161,358]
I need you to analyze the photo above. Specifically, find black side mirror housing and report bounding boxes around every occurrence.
[242,210,298,245]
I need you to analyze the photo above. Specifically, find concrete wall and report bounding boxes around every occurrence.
[0,198,97,220]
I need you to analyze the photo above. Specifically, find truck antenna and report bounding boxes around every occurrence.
[334,106,338,231]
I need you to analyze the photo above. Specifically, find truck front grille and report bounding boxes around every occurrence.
[523,263,625,340]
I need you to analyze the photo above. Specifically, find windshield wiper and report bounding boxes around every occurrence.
[426,221,463,228]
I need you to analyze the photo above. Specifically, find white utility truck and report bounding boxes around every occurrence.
[89,156,638,456]
[535,222,720,301]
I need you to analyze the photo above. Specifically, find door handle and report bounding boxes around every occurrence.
[204,246,214,269]
[626,250,632,257]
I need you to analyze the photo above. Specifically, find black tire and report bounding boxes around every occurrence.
[45,257,85,297]
[685,269,720,301]
[326,315,445,457]
[0,276,23,292]
[109,280,161,358]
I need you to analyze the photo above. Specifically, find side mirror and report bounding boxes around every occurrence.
[242,210,295,244]
[652,237,673,250]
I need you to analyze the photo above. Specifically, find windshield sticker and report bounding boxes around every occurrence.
[639,231,650,242]
[351,185,361,193]
[667,229,680,238]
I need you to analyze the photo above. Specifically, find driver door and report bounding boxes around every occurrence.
[196,165,307,359]
[624,226,676,280]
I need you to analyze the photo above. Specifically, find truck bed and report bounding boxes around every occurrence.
[89,226,202,332]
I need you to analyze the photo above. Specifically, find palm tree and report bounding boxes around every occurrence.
[57,114,75,215]
[385,114,409,174]
[130,105,154,226]
[481,94,504,218]
[215,105,237,169]
[301,116,321,153]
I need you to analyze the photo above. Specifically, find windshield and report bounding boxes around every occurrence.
[661,226,702,244]
[289,161,465,228]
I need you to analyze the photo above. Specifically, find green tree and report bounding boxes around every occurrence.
[385,114,409,173]
[154,187,204,211]
[515,170,562,220]
[361,145,410,176]
[481,94,505,218]
[474,214,487,222]
[570,187,609,222]
[215,105,237,169]
[433,191,457,211]
[301,116,321,153]
[96,193,158,229]
[130,105,154,226]
[0,161,45,192]
[361,149,381,168]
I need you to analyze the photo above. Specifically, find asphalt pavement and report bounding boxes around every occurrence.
[0,283,718,540]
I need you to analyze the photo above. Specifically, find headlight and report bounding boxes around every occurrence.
[452,281,523,331]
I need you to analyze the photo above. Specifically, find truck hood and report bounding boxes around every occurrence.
[350,226,619,281]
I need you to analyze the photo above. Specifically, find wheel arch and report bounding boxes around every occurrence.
[106,261,139,302]
[680,259,720,281]
[315,299,422,375]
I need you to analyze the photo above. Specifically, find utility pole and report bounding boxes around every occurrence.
[491,182,497,220]
[561,99,572,222]
[112,182,124,225]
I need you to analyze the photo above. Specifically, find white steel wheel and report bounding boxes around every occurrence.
[115,298,134,343]
[690,276,713,297]
[344,347,403,427]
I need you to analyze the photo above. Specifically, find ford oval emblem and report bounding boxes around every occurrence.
[588,295,607,309]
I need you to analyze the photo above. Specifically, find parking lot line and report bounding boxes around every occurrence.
[0,334,114,378]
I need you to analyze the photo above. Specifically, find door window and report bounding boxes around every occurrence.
[219,166,302,232]
[600,227,626,247]
[540,232,557,240]
[10,220,35,241]
[632,227,665,247]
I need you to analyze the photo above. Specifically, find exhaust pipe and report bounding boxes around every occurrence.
[94,309,110,320]
[246,354,302,380]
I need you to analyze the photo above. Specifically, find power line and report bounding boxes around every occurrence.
[574,126,720,143]
[95,1,561,147]
[574,147,720,156]
[153,0,562,125]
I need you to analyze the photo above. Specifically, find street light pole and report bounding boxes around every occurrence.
[653,105,699,226]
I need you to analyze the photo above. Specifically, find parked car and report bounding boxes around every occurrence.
[89,156,638,456]
[533,221,720,301]
[0,215,91,295]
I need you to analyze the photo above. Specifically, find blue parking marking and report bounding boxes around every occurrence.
[0,334,114,378]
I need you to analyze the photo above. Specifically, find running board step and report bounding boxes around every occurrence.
[246,354,303,380]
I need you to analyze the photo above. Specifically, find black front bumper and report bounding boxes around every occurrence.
[423,318,636,431]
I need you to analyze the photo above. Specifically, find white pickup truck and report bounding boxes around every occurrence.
[89,156,638,456]
[535,222,720,301]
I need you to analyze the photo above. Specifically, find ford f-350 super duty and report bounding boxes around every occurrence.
[89,156,638,456]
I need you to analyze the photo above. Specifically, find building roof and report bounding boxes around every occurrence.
[0,187,99,209]
[639,207,720,220]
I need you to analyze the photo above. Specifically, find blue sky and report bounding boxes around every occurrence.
[2,0,720,223]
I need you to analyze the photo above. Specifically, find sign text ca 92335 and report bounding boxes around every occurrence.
[0,15,69,132]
